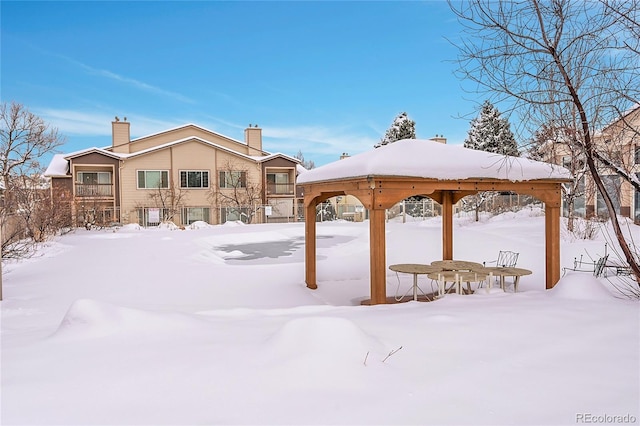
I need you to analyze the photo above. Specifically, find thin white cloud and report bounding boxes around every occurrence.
[263,124,378,160]
[38,108,378,166]
[35,108,185,139]
[58,54,194,104]
[199,115,379,161]
[35,109,113,136]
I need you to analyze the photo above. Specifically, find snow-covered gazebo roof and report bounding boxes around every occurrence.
[298,139,570,184]
[300,139,572,305]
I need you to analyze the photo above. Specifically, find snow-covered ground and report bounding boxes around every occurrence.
[1,209,638,425]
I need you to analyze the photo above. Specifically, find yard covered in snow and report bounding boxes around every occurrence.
[1,209,638,425]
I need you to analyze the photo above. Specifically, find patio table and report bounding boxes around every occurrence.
[476,266,532,292]
[389,264,444,301]
[430,260,484,271]
[427,270,489,296]
[430,260,485,293]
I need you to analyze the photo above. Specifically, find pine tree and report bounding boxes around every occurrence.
[375,112,416,148]
[464,100,519,156]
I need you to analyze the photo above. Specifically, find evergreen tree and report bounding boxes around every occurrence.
[375,112,416,148]
[464,100,519,156]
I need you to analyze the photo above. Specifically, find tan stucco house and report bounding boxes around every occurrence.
[537,105,640,221]
[45,118,300,227]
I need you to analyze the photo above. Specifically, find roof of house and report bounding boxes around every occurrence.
[44,154,71,177]
[297,139,572,185]
[44,129,299,177]
[125,123,269,156]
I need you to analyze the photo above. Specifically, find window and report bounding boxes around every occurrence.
[635,147,640,165]
[219,171,246,188]
[221,207,250,224]
[180,171,209,188]
[76,172,111,185]
[75,172,112,196]
[181,207,210,225]
[266,172,291,194]
[137,170,169,189]
[597,175,621,217]
[137,207,170,227]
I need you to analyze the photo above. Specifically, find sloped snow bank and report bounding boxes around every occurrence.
[52,299,209,339]
[263,316,388,364]
[549,273,617,301]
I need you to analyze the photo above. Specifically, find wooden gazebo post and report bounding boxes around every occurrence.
[304,198,318,290]
[369,207,387,304]
[442,191,454,260]
[545,201,562,289]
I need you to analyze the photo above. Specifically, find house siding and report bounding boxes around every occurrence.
[126,126,254,155]
[545,107,640,222]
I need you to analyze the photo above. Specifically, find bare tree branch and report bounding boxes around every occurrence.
[448,0,640,284]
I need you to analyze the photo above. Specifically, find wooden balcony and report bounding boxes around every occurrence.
[75,183,113,197]
[266,183,294,196]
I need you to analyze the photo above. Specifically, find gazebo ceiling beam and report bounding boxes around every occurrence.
[304,177,566,210]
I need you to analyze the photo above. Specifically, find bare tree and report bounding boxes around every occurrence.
[212,160,262,224]
[294,150,315,170]
[1,102,65,299]
[527,123,589,232]
[449,0,640,283]
[146,183,188,224]
[0,102,64,191]
[9,174,54,241]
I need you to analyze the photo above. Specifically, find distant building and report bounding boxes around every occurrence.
[45,119,301,227]
[537,106,640,221]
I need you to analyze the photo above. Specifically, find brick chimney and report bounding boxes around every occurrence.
[430,134,447,144]
[111,116,131,154]
[244,124,263,155]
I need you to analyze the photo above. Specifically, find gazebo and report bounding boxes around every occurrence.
[297,139,572,305]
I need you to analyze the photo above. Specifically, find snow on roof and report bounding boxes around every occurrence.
[296,164,308,175]
[44,154,71,177]
[44,147,123,177]
[250,152,300,163]
[131,123,242,145]
[297,139,572,184]
[44,136,289,177]
[122,136,268,162]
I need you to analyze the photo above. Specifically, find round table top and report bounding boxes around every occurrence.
[427,270,488,282]
[477,266,533,276]
[389,264,443,274]
[430,260,484,271]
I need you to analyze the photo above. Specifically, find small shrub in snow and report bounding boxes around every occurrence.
[189,221,211,230]
[157,221,179,230]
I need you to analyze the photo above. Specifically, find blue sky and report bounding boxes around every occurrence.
[1,1,485,167]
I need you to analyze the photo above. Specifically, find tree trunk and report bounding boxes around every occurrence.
[554,57,640,282]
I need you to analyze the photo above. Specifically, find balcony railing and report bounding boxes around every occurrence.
[266,183,294,195]
[75,183,113,197]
